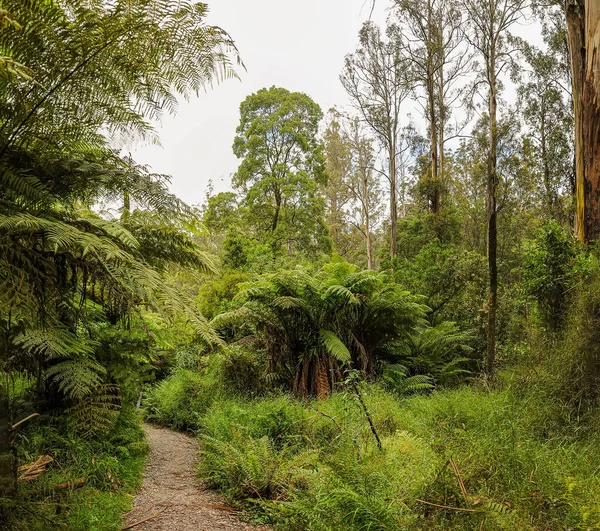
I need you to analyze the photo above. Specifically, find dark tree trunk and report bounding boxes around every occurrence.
[428,76,440,215]
[0,390,14,499]
[486,63,499,375]
[272,189,282,233]
[389,146,398,259]
[122,190,130,220]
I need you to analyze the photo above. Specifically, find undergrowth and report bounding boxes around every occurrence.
[13,405,147,530]
[146,365,600,530]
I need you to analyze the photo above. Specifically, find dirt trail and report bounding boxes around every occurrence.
[122,424,262,531]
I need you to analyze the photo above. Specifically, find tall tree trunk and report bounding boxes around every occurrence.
[486,64,499,375]
[272,190,282,233]
[362,167,374,269]
[428,75,439,215]
[540,104,555,212]
[438,64,445,206]
[365,209,373,270]
[567,0,600,242]
[389,145,398,259]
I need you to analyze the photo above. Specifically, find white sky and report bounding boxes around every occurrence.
[132,0,389,206]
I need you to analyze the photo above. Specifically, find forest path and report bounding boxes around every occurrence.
[122,424,262,531]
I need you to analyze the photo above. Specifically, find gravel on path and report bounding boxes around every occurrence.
[122,424,263,531]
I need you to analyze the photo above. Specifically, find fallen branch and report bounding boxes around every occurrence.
[11,413,40,431]
[352,382,383,451]
[51,477,86,491]
[415,499,484,513]
[121,506,169,530]
[449,456,469,505]
[18,455,53,481]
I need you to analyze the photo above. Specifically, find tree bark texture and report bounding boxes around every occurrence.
[429,74,440,214]
[0,386,15,498]
[567,0,600,242]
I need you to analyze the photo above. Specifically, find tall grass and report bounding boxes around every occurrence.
[146,360,600,530]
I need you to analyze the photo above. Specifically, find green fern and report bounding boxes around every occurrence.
[382,364,433,396]
[67,384,122,439]
[213,264,428,397]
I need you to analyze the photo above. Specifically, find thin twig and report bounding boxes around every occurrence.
[415,499,485,513]
[449,456,469,505]
[121,506,169,530]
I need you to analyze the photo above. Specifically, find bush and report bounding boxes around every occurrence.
[143,369,212,431]
[218,347,268,396]
[521,222,586,330]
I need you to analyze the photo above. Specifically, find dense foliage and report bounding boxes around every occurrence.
[213,263,428,397]
[146,336,600,530]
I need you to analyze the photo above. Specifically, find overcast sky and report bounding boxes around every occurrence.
[131,0,389,206]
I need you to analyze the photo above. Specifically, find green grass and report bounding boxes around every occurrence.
[147,367,600,530]
[14,405,147,530]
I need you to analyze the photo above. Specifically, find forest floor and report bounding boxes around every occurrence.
[122,424,264,531]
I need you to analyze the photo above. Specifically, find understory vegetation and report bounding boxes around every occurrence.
[145,302,600,530]
[13,402,146,530]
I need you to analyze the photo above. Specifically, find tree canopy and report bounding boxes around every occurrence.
[232,86,329,256]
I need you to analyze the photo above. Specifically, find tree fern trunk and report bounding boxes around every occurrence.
[315,356,331,399]
[296,355,310,399]
[0,332,15,499]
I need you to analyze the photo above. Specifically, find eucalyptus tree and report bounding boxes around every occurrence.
[232,87,329,256]
[0,0,238,496]
[345,117,383,270]
[341,22,411,259]
[517,40,573,222]
[461,0,530,374]
[392,0,469,215]
[323,109,354,255]
[564,1,600,242]
[323,110,383,268]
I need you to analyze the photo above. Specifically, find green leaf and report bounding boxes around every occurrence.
[320,330,351,365]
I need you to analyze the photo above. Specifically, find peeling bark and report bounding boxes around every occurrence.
[567,0,600,242]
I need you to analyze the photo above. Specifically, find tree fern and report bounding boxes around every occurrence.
[0,1,236,461]
[213,265,428,397]
[382,364,433,396]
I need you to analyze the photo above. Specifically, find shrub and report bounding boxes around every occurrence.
[521,221,585,330]
[15,405,147,530]
[143,369,212,431]
[218,347,268,396]
[192,383,600,530]
[212,263,429,397]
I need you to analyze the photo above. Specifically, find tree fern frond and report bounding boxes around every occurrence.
[320,330,352,365]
